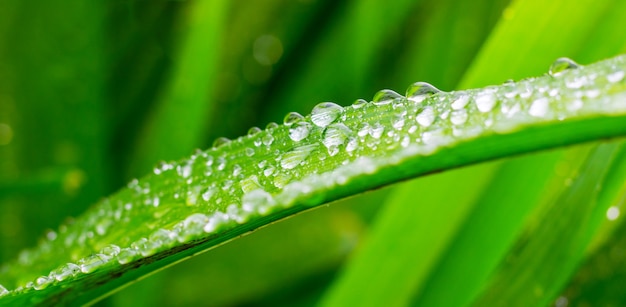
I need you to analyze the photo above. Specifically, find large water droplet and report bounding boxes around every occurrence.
[280,144,318,169]
[549,57,580,76]
[283,112,304,126]
[406,82,441,103]
[0,284,8,297]
[289,121,312,142]
[416,106,436,127]
[311,102,343,127]
[373,89,403,106]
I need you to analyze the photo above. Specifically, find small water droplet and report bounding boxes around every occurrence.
[529,97,549,117]
[283,112,304,126]
[406,82,441,103]
[0,284,8,297]
[34,276,53,290]
[79,254,109,273]
[245,147,255,157]
[373,89,403,105]
[266,122,279,129]
[177,163,193,179]
[607,206,620,221]
[451,95,470,110]
[100,244,121,257]
[233,164,242,177]
[262,132,274,146]
[607,70,625,83]
[179,213,210,240]
[289,121,312,142]
[281,144,318,169]
[369,123,384,139]
[248,126,262,136]
[240,175,262,193]
[475,93,496,112]
[549,57,580,76]
[322,123,351,151]
[450,109,468,125]
[416,106,436,127]
[346,137,358,152]
[263,165,276,177]
[51,263,81,281]
[352,98,368,109]
[311,102,343,127]
[213,137,231,148]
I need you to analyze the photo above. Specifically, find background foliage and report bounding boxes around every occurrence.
[1,0,626,306]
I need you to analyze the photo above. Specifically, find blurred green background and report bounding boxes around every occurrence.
[2,0,626,306]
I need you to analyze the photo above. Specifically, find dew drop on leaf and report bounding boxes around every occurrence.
[416,106,436,127]
[311,102,343,127]
[406,81,441,103]
[322,123,351,150]
[372,89,403,105]
[212,137,231,148]
[0,284,8,297]
[607,70,625,83]
[283,112,304,126]
[280,144,318,169]
[549,57,580,76]
[288,121,312,142]
[247,126,262,136]
[475,93,497,112]
[352,98,368,109]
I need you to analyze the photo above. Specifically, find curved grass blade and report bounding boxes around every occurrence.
[1,55,626,305]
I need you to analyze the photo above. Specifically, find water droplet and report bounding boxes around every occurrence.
[607,70,625,83]
[311,102,343,127]
[369,123,384,139]
[529,97,549,117]
[565,75,585,89]
[283,112,304,126]
[240,175,262,193]
[248,126,262,136]
[475,93,496,112]
[373,89,403,105]
[204,212,230,233]
[281,144,318,169]
[346,137,358,152]
[289,121,312,142]
[451,95,470,110]
[549,57,580,76]
[406,82,441,103]
[179,213,210,240]
[322,123,351,151]
[416,106,436,127]
[79,254,109,273]
[266,122,279,129]
[100,244,121,257]
[262,132,274,146]
[352,98,368,109]
[450,109,468,125]
[245,147,255,157]
[242,189,275,215]
[177,163,192,179]
[263,165,275,177]
[233,164,242,177]
[0,284,8,297]
[607,206,620,221]
[51,263,81,281]
[34,276,53,290]
[213,137,231,148]
[118,248,139,265]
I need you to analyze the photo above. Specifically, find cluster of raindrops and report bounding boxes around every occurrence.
[3,55,626,296]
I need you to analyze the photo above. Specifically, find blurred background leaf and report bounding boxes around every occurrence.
[1,0,626,306]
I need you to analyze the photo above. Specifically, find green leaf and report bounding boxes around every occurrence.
[1,54,626,305]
